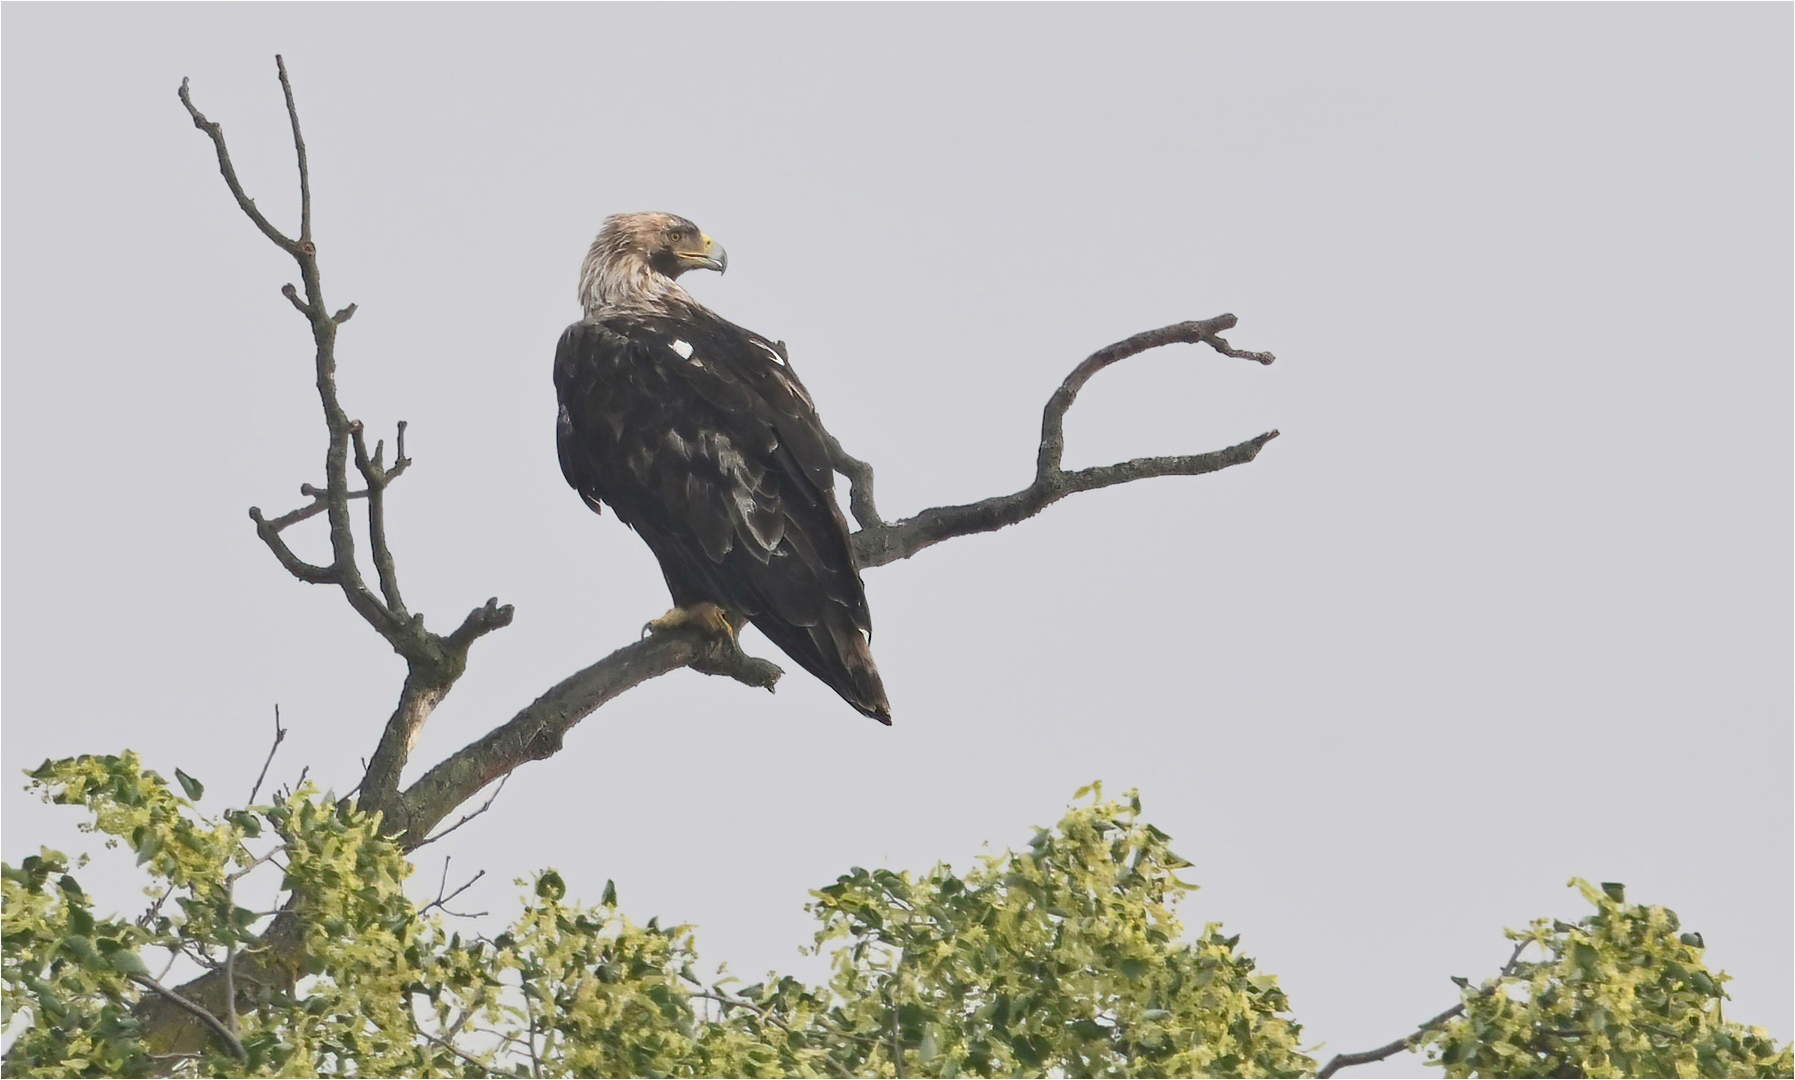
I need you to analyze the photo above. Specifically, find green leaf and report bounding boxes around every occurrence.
[601,878,617,907]
[61,935,99,964]
[108,950,149,976]
[536,869,566,901]
[1600,881,1626,903]
[174,768,204,801]
[133,832,163,868]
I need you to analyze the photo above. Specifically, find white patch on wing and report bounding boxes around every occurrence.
[665,431,691,458]
[669,338,694,360]
[754,340,786,366]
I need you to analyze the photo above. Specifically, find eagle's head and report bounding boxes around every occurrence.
[579,211,727,316]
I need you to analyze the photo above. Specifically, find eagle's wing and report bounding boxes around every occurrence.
[553,316,888,721]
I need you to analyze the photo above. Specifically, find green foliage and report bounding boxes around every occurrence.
[4,758,1789,1079]
[1418,879,1792,1079]
[803,782,1308,1077]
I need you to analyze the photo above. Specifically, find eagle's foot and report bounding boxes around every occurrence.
[642,602,736,642]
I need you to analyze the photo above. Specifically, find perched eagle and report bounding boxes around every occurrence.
[553,212,891,723]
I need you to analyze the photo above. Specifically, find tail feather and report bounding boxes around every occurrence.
[752,613,891,724]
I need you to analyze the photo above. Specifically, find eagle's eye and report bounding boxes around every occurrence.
[667,228,685,243]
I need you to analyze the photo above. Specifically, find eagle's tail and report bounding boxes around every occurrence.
[757,614,892,725]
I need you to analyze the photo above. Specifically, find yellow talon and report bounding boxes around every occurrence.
[643,602,736,640]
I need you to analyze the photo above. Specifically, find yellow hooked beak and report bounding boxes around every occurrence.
[679,233,728,274]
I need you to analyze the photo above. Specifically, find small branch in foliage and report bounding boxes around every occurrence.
[418,1028,490,1073]
[247,704,287,805]
[130,975,247,1065]
[412,776,510,852]
[1316,939,1532,1078]
[420,858,489,919]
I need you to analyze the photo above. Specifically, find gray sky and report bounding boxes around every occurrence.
[4,5,1789,1073]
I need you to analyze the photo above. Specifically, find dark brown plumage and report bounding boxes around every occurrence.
[554,212,891,723]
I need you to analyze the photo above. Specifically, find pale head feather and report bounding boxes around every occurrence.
[578,211,702,316]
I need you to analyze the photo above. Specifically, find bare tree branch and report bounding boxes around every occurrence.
[261,458,412,533]
[246,704,287,805]
[177,78,299,256]
[840,317,1275,567]
[420,858,489,918]
[276,56,311,245]
[823,429,883,529]
[411,775,509,851]
[247,507,337,583]
[853,428,1278,569]
[180,61,516,827]
[1316,939,1532,1078]
[390,628,779,849]
[350,420,407,616]
[130,974,247,1065]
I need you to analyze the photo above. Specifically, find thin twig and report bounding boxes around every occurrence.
[418,1028,490,1072]
[420,858,489,918]
[275,56,311,245]
[176,78,298,255]
[247,704,287,805]
[138,883,176,931]
[222,882,239,1040]
[225,847,282,886]
[890,950,905,1079]
[350,421,407,616]
[1316,939,1532,1078]
[523,985,543,1080]
[410,775,510,851]
[130,974,248,1064]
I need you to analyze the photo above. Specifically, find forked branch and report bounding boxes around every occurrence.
[182,58,513,822]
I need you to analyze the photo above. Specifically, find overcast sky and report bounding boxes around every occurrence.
[4,5,1789,1074]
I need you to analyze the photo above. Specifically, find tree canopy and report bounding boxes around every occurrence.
[4,756,1788,1078]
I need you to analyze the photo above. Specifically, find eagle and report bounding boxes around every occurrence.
[553,212,891,724]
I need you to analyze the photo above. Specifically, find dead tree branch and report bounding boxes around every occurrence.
[1316,940,1533,1078]
[390,627,779,849]
[182,57,513,825]
[852,316,1275,567]
[246,705,287,805]
[159,57,1281,1057]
